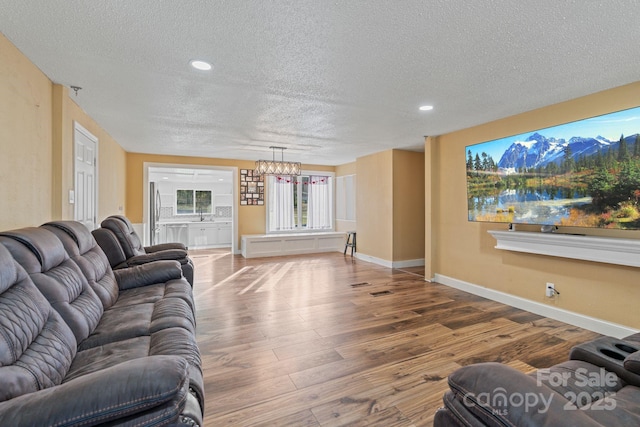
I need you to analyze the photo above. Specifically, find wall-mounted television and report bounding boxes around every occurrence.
[466,106,640,230]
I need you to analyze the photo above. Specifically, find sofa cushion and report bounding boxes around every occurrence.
[114,279,195,312]
[576,385,640,427]
[0,229,104,344]
[43,221,120,309]
[0,244,77,402]
[78,298,196,351]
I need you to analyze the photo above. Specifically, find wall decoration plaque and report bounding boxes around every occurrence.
[240,169,264,205]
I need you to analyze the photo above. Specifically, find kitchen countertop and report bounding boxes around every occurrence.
[159,219,232,225]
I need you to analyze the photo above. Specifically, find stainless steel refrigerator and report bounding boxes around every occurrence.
[149,182,161,245]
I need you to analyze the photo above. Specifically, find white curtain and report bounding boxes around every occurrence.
[268,176,294,231]
[307,176,331,229]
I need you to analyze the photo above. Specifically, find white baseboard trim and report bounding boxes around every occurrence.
[393,258,425,268]
[434,274,638,339]
[355,253,425,269]
[354,253,392,267]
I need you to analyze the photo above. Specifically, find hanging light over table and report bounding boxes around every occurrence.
[255,146,301,175]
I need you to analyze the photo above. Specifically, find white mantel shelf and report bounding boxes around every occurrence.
[488,230,640,268]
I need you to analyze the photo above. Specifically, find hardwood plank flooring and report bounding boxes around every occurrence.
[192,250,601,426]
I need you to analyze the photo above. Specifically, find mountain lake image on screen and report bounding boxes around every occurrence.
[466,106,640,230]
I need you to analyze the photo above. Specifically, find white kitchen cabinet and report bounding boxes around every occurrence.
[188,223,217,248]
[182,222,233,249]
[216,222,232,245]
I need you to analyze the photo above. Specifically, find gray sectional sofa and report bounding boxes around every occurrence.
[0,220,203,426]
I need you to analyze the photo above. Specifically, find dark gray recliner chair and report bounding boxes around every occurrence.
[435,333,640,426]
[94,215,194,286]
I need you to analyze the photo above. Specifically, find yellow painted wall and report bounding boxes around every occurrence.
[336,162,356,176]
[1,32,126,229]
[392,150,425,261]
[125,152,334,242]
[52,85,69,220]
[64,91,127,220]
[431,81,640,328]
[355,150,425,263]
[356,150,394,261]
[336,161,356,233]
[0,32,53,229]
[52,85,126,221]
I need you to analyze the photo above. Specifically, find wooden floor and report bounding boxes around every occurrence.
[191,250,601,426]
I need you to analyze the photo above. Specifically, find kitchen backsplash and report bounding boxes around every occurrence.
[216,206,232,218]
[159,207,173,219]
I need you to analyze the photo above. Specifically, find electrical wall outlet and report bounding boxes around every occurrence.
[546,282,555,298]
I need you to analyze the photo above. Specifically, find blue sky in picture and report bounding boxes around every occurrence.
[467,106,640,161]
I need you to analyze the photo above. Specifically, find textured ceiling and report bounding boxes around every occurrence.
[2,1,640,165]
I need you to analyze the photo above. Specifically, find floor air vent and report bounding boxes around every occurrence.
[370,290,393,297]
[350,282,371,288]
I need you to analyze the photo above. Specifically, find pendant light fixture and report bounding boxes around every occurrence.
[255,146,301,176]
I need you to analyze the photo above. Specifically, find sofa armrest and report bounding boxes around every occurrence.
[624,351,640,374]
[127,249,189,265]
[145,242,187,252]
[114,260,183,289]
[0,356,189,427]
[570,337,640,387]
[445,363,603,427]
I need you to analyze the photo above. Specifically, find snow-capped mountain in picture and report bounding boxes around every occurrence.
[496,133,616,169]
[466,106,640,230]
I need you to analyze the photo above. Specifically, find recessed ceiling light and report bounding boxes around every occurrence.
[190,60,212,71]
[419,105,434,111]
[162,176,169,180]
[218,178,224,182]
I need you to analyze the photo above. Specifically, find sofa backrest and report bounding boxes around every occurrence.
[0,243,77,402]
[43,221,120,310]
[0,228,104,345]
[100,215,145,258]
[91,227,128,269]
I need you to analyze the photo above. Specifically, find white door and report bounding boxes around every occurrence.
[74,123,98,230]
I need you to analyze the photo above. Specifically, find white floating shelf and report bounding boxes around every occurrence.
[488,230,640,268]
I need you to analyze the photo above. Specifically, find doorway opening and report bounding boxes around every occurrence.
[144,164,238,255]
